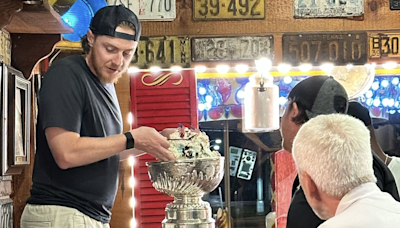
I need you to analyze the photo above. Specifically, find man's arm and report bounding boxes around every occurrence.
[46,126,175,169]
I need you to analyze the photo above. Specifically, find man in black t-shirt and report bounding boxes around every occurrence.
[20,5,175,228]
[280,76,399,228]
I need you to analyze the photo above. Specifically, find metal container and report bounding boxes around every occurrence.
[147,157,225,228]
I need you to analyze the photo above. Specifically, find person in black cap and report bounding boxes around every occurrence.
[347,101,400,196]
[279,76,400,228]
[20,5,175,228]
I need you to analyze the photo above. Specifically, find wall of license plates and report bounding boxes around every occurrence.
[121,0,400,68]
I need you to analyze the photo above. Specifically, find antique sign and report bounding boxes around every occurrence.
[131,36,191,68]
[282,32,368,65]
[192,36,273,62]
[293,0,364,18]
[0,29,11,65]
[369,33,400,59]
[109,0,176,21]
[390,0,400,10]
[193,0,265,20]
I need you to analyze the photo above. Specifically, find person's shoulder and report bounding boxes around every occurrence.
[49,55,84,70]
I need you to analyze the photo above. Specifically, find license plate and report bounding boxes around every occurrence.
[192,36,273,61]
[391,0,400,10]
[109,0,176,21]
[193,0,264,20]
[293,0,364,18]
[282,32,367,65]
[369,33,400,59]
[131,36,191,69]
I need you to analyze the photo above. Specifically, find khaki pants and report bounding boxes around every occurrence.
[21,204,110,228]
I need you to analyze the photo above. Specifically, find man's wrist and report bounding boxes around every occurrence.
[124,132,135,149]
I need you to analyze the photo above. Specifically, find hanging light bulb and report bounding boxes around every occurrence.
[242,58,279,132]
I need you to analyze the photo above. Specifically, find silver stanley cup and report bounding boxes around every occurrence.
[147,157,225,228]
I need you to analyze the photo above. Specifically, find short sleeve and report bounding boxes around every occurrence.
[38,62,84,133]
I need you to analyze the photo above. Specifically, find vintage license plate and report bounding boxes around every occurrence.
[131,36,191,68]
[391,0,400,10]
[369,33,400,59]
[192,36,273,62]
[193,0,264,20]
[282,32,367,65]
[293,0,364,18]
[109,0,176,21]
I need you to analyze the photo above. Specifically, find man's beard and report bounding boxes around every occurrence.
[88,51,123,84]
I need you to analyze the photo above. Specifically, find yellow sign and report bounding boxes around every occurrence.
[141,72,183,86]
[0,29,11,65]
[369,33,400,59]
[132,36,191,69]
[193,0,264,20]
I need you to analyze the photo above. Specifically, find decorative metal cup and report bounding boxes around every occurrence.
[147,157,225,228]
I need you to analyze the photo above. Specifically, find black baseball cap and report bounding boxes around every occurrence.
[347,101,371,126]
[288,76,349,119]
[90,5,141,41]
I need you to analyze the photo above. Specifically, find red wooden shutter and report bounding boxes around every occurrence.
[130,69,198,228]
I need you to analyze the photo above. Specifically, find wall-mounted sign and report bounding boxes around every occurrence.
[369,33,400,59]
[131,36,191,69]
[390,0,400,10]
[193,0,265,20]
[109,0,176,21]
[0,29,11,65]
[282,32,367,65]
[192,36,273,62]
[293,0,364,18]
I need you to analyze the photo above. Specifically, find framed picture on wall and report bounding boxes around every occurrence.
[0,62,31,175]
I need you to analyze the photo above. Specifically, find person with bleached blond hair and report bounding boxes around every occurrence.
[292,114,400,228]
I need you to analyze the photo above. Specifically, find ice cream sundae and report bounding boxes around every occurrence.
[168,127,221,160]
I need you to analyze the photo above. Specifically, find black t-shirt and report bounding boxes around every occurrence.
[27,55,123,223]
[286,152,400,228]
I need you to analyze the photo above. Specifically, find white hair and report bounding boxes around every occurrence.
[292,114,376,198]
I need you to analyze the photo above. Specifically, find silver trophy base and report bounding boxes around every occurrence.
[162,196,215,228]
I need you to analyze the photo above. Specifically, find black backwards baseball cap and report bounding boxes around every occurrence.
[90,5,141,41]
[347,101,371,126]
[288,76,349,119]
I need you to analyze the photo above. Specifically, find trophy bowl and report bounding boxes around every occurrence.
[147,157,225,228]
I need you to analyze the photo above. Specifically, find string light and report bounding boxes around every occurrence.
[216,65,230,74]
[235,64,249,74]
[195,65,207,73]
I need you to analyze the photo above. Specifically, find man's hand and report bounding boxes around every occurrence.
[159,128,177,138]
[130,126,175,161]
